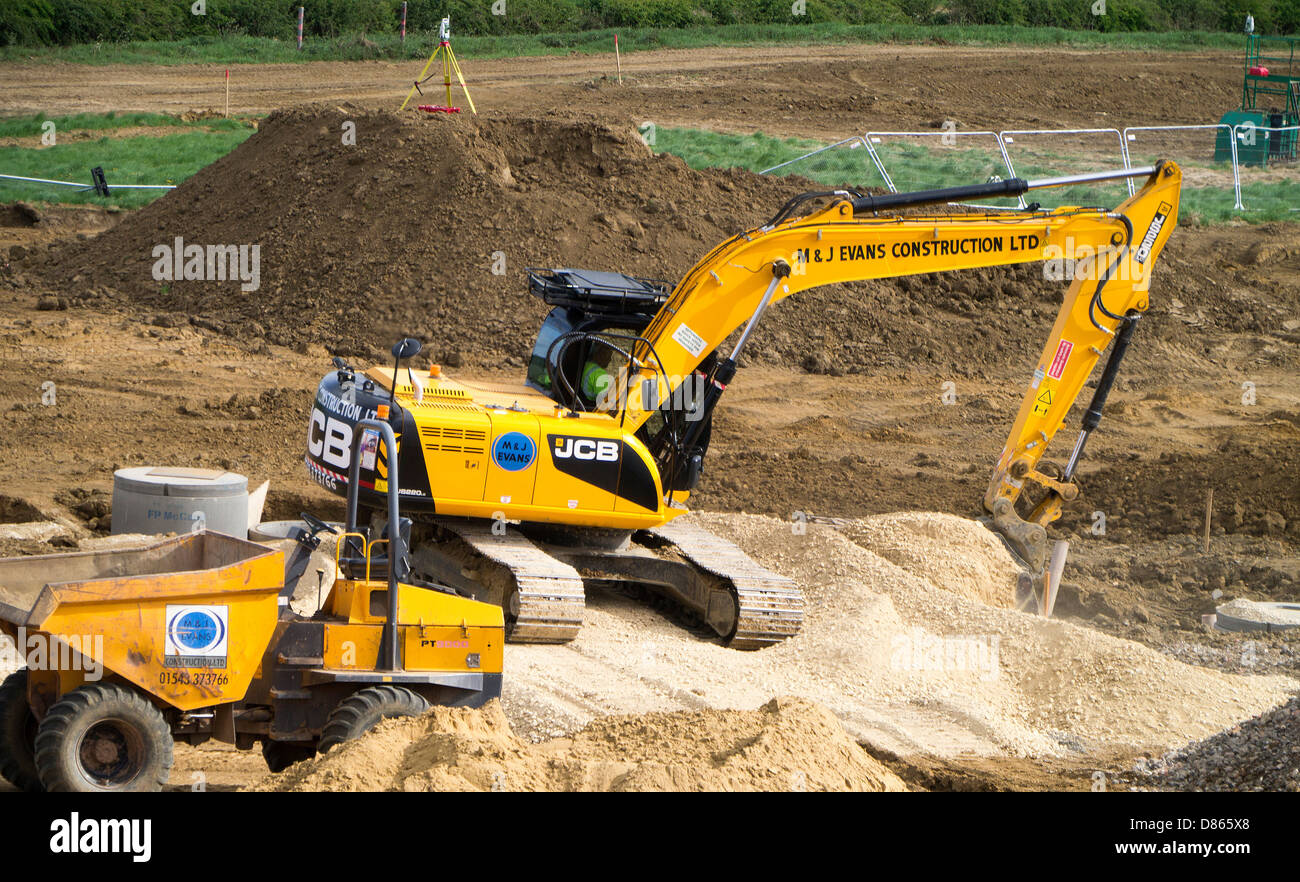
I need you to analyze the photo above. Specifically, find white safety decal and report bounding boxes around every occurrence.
[672,323,707,358]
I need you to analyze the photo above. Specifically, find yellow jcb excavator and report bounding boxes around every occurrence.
[305,161,1182,644]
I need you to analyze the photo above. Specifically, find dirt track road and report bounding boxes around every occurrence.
[2,44,1238,138]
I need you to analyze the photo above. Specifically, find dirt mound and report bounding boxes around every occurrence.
[1062,441,1300,542]
[39,106,802,362]
[34,106,1299,386]
[258,697,907,792]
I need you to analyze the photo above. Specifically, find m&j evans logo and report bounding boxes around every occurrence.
[163,605,229,668]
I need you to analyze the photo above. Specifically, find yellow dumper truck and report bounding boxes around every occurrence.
[0,419,504,791]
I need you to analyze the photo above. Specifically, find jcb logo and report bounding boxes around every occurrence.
[552,438,618,462]
[308,407,353,469]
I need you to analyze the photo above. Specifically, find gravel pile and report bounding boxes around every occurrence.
[501,512,1296,760]
[1142,694,1300,791]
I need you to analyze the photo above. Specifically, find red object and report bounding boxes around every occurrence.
[417,105,461,114]
[1048,339,1074,380]
[1249,66,1270,76]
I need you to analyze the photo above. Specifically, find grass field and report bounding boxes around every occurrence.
[0,114,254,208]
[0,22,1244,67]
[653,127,1293,224]
[1,113,1292,221]
[0,112,250,138]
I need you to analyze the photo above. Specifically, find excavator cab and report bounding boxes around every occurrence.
[525,268,668,405]
[524,268,716,490]
[525,306,644,407]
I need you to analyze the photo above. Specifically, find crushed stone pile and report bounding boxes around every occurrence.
[1141,694,1300,791]
[499,511,1297,759]
[257,696,907,792]
[839,512,1022,608]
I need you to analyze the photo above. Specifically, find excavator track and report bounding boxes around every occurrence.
[409,516,802,649]
[422,518,586,644]
[643,520,804,649]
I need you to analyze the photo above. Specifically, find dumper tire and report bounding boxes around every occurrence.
[262,740,317,773]
[0,670,42,792]
[34,683,173,792]
[317,685,428,753]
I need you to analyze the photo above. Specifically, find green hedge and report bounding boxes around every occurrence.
[2,0,1296,46]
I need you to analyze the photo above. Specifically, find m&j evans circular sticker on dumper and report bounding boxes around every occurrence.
[164,604,230,668]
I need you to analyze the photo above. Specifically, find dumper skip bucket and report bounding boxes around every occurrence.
[0,531,283,711]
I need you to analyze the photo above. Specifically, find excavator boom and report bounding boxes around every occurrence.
[619,161,1180,590]
[622,164,1179,434]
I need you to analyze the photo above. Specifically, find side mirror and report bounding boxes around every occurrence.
[386,337,423,410]
[392,337,422,361]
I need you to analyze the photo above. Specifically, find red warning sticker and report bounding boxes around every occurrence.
[1047,339,1074,380]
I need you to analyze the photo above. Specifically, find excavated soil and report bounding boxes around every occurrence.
[1,43,1298,791]
[0,46,1242,139]
[25,108,1300,416]
[36,107,805,362]
[257,697,907,792]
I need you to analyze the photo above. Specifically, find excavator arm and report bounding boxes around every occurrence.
[615,161,1182,595]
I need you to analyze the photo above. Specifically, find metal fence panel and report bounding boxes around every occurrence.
[861,130,1021,208]
[758,135,886,191]
[1232,124,1300,215]
[999,128,1128,208]
[758,123,1300,219]
[1122,124,1242,218]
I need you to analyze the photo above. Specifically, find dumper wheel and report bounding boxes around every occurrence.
[317,686,428,753]
[0,670,42,792]
[34,683,173,792]
[262,740,316,773]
